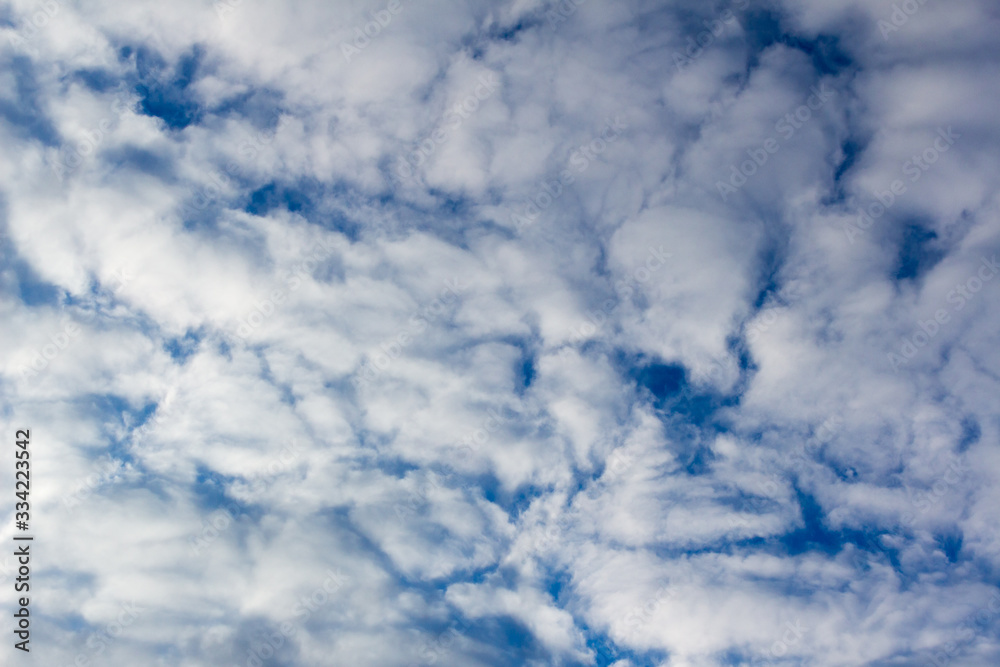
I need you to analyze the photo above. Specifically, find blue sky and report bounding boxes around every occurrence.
[2,0,1000,665]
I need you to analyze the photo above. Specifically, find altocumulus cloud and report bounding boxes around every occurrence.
[1,0,1000,665]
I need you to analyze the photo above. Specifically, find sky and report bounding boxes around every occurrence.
[1,0,1000,665]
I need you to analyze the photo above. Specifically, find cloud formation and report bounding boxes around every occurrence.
[1,0,1000,665]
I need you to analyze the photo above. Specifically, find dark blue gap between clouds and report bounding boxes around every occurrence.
[120,43,204,130]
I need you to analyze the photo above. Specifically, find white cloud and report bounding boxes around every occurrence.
[1,0,999,664]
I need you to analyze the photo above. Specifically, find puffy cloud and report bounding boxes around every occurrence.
[1,0,999,665]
